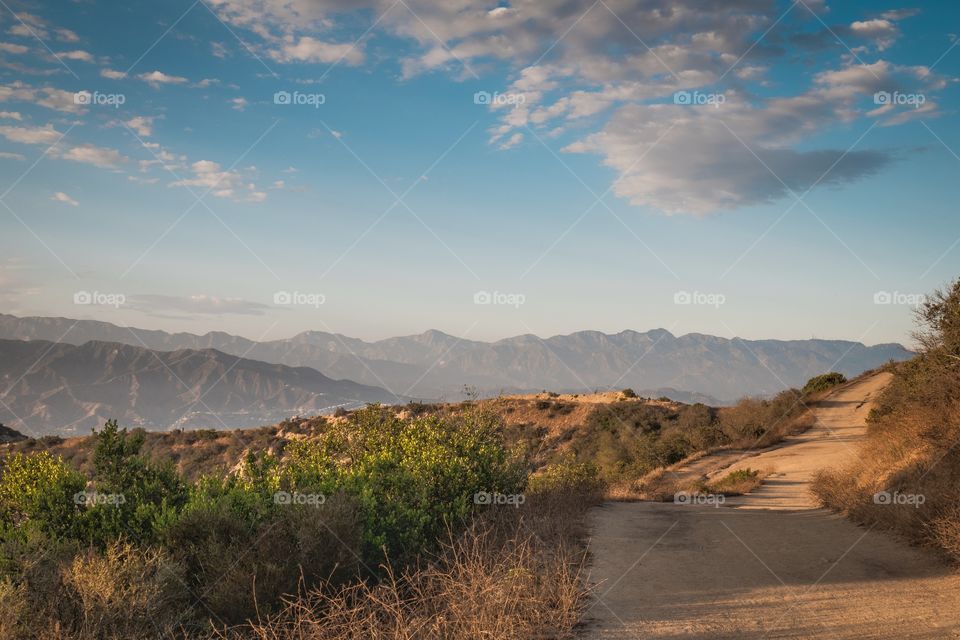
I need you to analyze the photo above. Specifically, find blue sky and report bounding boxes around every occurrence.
[0,0,958,346]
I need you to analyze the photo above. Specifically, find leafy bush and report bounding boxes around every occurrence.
[802,372,847,394]
[527,458,603,493]
[0,451,86,543]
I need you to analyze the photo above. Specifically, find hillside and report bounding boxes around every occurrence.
[0,339,399,436]
[0,314,912,403]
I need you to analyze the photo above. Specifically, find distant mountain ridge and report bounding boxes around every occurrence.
[0,337,399,436]
[0,314,912,405]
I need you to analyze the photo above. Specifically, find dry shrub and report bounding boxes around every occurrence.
[932,506,960,562]
[63,542,187,640]
[214,489,597,640]
[0,578,26,639]
[164,493,362,625]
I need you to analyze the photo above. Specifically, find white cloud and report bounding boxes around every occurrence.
[0,81,84,113]
[124,116,155,136]
[127,294,271,318]
[230,96,248,111]
[100,68,127,79]
[169,159,266,202]
[57,50,94,62]
[61,144,127,169]
[563,93,892,215]
[0,123,62,145]
[0,151,25,161]
[137,70,189,86]
[0,111,22,120]
[55,28,80,42]
[849,19,899,51]
[0,43,28,54]
[50,191,78,206]
[274,36,364,64]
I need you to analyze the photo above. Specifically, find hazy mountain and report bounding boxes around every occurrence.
[0,338,399,436]
[0,314,912,404]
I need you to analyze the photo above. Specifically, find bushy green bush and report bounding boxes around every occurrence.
[802,372,847,394]
[527,458,603,493]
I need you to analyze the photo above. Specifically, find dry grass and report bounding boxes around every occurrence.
[210,489,598,640]
[704,468,767,496]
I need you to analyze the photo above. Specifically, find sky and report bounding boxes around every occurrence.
[0,0,958,347]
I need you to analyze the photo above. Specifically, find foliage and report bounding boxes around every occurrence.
[802,372,847,394]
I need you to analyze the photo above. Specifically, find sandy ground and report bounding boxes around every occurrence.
[584,373,960,639]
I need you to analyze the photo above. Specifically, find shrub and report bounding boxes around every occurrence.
[63,542,187,640]
[802,372,847,395]
[707,468,765,495]
[621,388,637,398]
[528,458,603,494]
[0,451,86,543]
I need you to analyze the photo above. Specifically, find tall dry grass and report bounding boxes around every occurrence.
[211,488,599,640]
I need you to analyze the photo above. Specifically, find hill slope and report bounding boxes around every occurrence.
[0,338,399,435]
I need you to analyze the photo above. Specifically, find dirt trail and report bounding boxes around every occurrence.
[584,373,960,639]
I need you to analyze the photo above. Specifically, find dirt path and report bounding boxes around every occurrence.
[584,373,960,639]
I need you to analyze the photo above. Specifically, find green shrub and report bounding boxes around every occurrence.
[0,451,86,543]
[802,372,847,394]
[528,458,603,493]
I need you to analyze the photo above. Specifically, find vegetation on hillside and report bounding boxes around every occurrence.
[814,279,960,562]
[0,406,601,639]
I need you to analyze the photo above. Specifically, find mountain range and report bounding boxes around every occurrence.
[0,338,398,436]
[0,313,913,436]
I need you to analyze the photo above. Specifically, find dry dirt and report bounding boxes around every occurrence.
[584,372,960,639]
